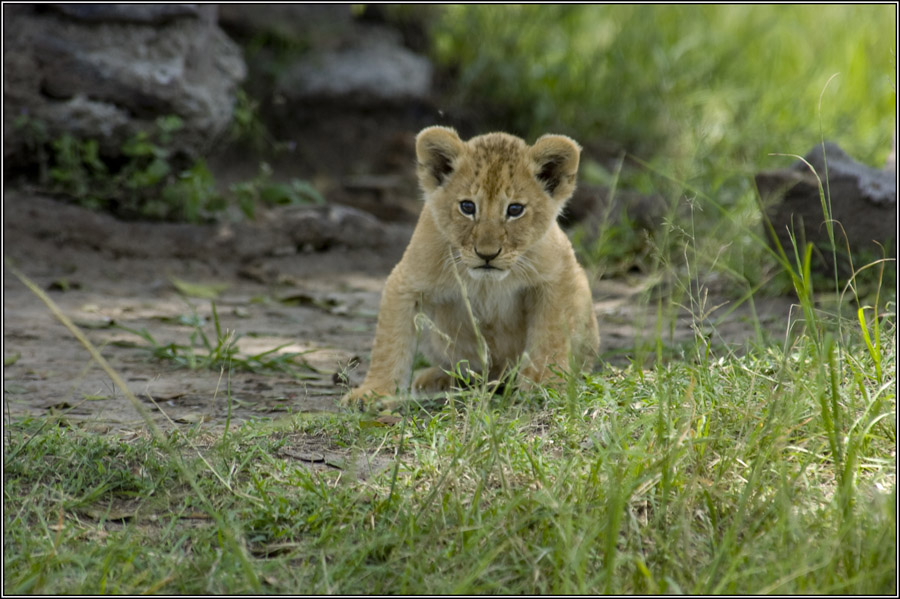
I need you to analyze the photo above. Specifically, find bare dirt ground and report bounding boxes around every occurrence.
[3,189,796,443]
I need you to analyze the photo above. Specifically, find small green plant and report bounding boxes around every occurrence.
[21,113,323,224]
[36,116,194,219]
[47,134,110,208]
[230,162,325,219]
[117,302,318,378]
[228,88,270,151]
[13,112,51,184]
[159,159,225,222]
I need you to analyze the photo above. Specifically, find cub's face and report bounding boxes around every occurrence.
[416,127,581,281]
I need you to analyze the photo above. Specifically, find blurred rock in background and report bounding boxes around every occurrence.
[3,4,246,165]
[755,141,896,278]
[215,4,445,223]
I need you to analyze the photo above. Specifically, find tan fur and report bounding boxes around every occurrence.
[341,126,599,406]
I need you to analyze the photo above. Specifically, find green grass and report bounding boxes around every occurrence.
[4,297,895,593]
[432,5,894,171]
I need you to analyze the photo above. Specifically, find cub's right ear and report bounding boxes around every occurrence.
[416,126,464,192]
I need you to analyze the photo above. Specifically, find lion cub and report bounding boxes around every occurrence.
[342,126,599,406]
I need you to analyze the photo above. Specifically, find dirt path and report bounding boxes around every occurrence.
[3,191,408,433]
[3,190,796,436]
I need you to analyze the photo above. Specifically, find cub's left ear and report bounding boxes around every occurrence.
[416,126,465,193]
[528,134,581,203]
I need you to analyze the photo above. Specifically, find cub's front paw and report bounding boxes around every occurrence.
[340,386,407,412]
[519,364,568,394]
[340,387,383,409]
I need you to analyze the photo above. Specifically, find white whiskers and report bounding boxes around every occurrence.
[511,253,541,286]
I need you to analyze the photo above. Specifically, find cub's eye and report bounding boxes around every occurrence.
[506,203,525,218]
[459,200,476,216]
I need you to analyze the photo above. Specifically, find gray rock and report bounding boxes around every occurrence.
[45,4,203,24]
[756,141,896,275]
[218,4,354,47]
[3,4,246,164]
[2,190,405,260]
[275,26,432,103]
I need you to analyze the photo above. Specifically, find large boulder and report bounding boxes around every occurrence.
[3,4,246,165]
[756,141,896,276]
[218,4,433,105]
[274,26,433,104]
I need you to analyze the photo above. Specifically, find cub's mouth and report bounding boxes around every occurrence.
[467,265,510,281]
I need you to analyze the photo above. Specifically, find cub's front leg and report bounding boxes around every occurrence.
[341,269,419,407]
[520,318,572,390]
[519,283,598,390]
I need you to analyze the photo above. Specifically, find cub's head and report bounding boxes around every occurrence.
[415,126,580,281]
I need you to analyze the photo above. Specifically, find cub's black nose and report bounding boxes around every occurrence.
[475,248,502,263]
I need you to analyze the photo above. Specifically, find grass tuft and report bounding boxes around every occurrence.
[116,301,319,378]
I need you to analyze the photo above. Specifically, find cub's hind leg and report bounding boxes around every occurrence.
[412,366,456,393]
[412,359,486,394]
